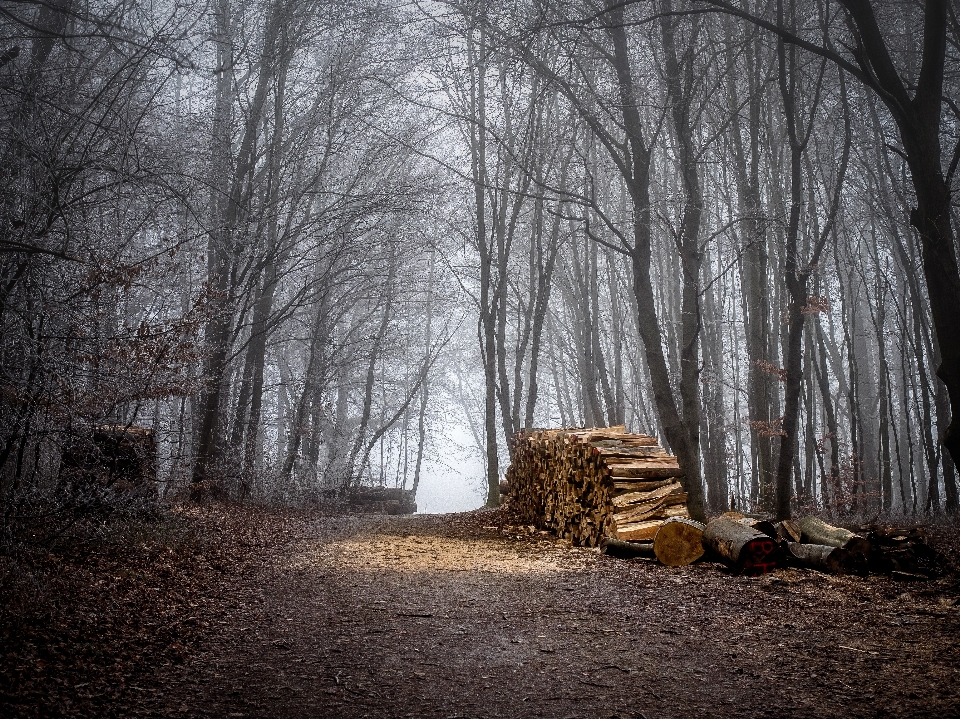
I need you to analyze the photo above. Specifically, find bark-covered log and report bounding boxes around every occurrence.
[350,487,417,514]
[653,517,705,566]
[784,542,866,574]
[796,516,871,558]
[601,538,655,559]
[703,517,779,575]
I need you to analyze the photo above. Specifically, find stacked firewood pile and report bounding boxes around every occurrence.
[504,425,691,548]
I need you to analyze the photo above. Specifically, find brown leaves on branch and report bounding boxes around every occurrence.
[801,295,830,315]
[748,417,786,437]
[754,359,788,382]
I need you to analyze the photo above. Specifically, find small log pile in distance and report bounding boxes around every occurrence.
[349,487,417,515]
[505,425,691,548]
[58,425,159,508]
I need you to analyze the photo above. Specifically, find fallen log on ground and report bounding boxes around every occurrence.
[797,516,871,564]
[653,518,705,566]
[784,542,865,574]
[600,538,655,559]
[703,517,779,575]
[349,487,417,514]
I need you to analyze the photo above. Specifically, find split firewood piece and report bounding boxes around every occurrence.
[735,517,779,540]
[776,520,802,543]
[601,538,655,559]
[611,482,683,508]
[613,503,688,525]
[653,518,706,567]
[784,542,865,574]
[607,466,685,480]
[568,426,627,443]
[596,447,669,460]
[611,479,676,493]
[616,519,672,542]
[601,453,679,464]
[796,516,871,558]
[703,516,780,575]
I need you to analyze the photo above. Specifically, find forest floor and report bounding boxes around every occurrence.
[3,505,960,719]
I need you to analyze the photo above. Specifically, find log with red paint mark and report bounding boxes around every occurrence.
[702,516,780,575]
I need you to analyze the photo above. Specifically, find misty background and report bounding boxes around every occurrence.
[1,0,959,525]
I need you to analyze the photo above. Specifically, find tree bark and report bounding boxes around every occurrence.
[467,26,501,507]
[607,3,706,521]
[836,0,960,480]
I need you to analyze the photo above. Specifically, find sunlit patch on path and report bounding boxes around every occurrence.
[290,533,591,574]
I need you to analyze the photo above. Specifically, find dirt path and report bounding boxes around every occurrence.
[139,510,960,719]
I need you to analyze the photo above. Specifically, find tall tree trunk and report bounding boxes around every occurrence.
[608,3,706,520]
[192,1,281,496]
[727,23,776,508]
[659,2,706,521]
[814,319,842,512]
[469,26,501,507]
[838,0,960,481]
[412,248,436,499]
[772,28,850,519]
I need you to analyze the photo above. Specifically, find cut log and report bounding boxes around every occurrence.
[613,503,688,525]
[796,516,871,558]
[784,542,865,574]
[601,538,655,559]
[653,518,705,567]
[702,517,780,575]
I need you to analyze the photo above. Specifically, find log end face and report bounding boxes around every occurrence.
[653,518,706,567]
